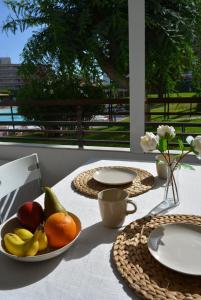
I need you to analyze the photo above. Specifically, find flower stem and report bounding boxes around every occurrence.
[166,165,179,205]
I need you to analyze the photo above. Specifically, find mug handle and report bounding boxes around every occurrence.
[126,199,137,215]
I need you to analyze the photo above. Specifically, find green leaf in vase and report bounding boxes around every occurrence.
[158,137,167,152]
[178,138,184,151]
[180,163,195,170]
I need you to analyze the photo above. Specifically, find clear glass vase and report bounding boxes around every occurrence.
[163,163,180,208]
[148,162,180,216]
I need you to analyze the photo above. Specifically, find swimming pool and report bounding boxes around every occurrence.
[0,107,25,121]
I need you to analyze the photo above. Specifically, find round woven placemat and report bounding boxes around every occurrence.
[113,214,201,300]
[72,166,155,198]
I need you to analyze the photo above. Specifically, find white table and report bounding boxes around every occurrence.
[0,159,201,300]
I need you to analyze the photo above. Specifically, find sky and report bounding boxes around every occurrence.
[0,0,35,63]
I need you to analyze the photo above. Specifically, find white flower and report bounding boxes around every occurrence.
[157,125,176,138]
[186,136,194,145]
[140,132,158,152]
[192,135,201,155]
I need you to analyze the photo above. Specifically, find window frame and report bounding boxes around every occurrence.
[129,0,145,153]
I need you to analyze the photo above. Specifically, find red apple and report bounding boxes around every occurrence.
[17,201,44,232]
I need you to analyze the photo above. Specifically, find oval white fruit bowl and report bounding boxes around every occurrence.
[0,212,81,262]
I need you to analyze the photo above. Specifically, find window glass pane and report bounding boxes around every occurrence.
[0,1,129,148]
[145,0,201,145]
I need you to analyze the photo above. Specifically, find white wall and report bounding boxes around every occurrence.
[0,143,144,186]
[0,143,199,187]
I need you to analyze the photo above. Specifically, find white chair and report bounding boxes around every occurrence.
[0,153,42,223]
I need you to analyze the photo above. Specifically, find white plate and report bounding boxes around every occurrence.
[148,223,201,275]
[93,167,137,185]
[0,212,81,262]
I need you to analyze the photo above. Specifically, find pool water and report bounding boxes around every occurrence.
[0,107,24,121]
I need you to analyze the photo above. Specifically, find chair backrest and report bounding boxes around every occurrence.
[0,153,42,223]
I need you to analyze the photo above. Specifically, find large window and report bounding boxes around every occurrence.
[1,1,131,148]
[145,0,201,146]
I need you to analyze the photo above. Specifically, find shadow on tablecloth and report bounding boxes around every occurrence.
[0,253,62,289]
[63,221,118,260]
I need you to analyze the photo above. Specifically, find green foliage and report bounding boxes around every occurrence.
[3,0,201,97]
[0,88,11,94]
[3,0,129,88]
[180,163,195,170]
[146,0,201,96]
[17,70,105,121]
[158,137,167,153]
[178,138,184,152]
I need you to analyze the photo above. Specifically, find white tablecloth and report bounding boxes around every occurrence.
[0,159,201,300]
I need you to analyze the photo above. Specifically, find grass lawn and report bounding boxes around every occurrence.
[83,124,129,147]
[146,92,201,135]
[1,92,201,147]
[147,92,196,98]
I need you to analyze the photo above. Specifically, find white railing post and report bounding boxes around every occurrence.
[129,0,145,152]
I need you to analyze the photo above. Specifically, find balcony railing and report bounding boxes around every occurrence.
[0,96,200,147]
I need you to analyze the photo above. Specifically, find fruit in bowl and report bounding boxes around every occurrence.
[17,201,44,232]
[14,226,48,251]
[0,212,81,261]
[43,186,67,219]
[0,187,81,261]
[44,212,77,248]
[3,226,48,256]
[43,187,79,248]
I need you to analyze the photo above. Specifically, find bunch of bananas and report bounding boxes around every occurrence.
[4,227,48,257]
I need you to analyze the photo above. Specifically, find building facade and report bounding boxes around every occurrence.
[0,57,23,91]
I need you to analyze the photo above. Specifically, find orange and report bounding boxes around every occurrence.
[44,212,77,248]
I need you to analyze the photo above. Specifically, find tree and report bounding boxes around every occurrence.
[145,0,201,97]
[17,67,105,125]
[3,0,201,96]
[3,0,128,89]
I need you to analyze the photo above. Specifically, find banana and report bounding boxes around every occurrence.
[12,226,48,253]
[13,228,33,241]
[4,231,39,257]
[4,233,25,256]
[23,236,39,256]
[34,227,48,251]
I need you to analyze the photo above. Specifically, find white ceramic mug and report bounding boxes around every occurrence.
[97,188,137,228]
